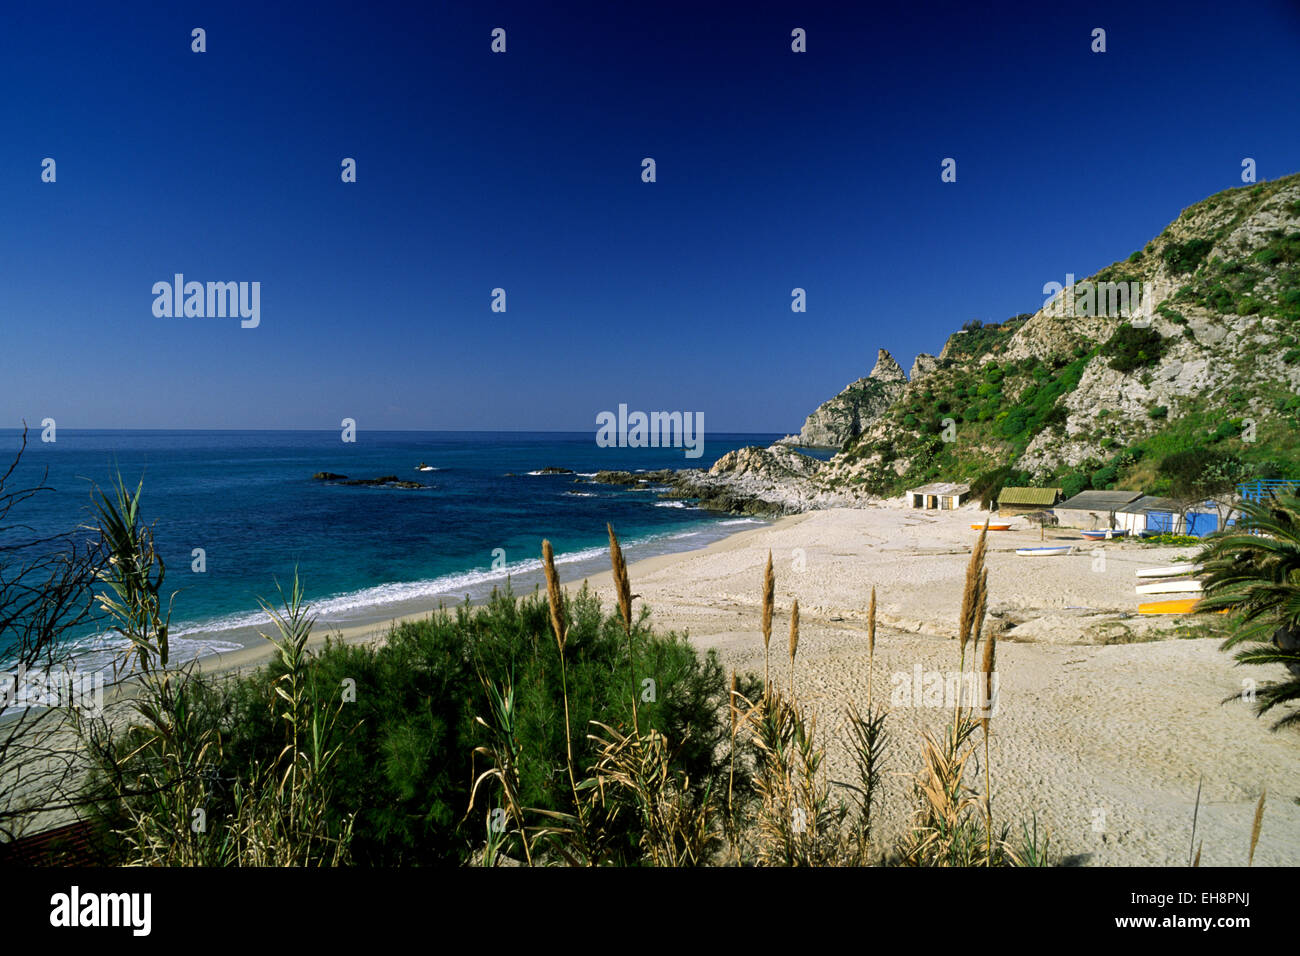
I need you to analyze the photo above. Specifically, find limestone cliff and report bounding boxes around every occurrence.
[783,349,908,449]
[828,172,1300,494]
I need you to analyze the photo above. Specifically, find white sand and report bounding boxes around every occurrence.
[571,505,1299,866]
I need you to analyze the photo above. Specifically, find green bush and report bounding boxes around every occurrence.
[1162,238,1213,275]
[1141,533,1201,547]
[1210,421,1237,441]
[1253,232,1300,267]
[1156,303,1186,324]
[1148,405,1168,419]
[1059,470,1090,499]
[1104,323,1167,373]
[999,407,1030,438]
[218,585,739,865]
[1091,462,1120,489]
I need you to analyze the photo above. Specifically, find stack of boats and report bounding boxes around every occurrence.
[1135,563,1204,614]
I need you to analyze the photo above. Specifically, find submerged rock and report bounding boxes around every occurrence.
[312,472,426,489]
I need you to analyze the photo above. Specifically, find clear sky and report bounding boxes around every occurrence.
[3,0,1299,432]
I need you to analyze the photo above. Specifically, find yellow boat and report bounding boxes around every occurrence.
[1138,598,1226,615]
[972,523,1012,531]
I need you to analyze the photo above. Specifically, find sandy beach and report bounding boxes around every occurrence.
[189,501,1298,866]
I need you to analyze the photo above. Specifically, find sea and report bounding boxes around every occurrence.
[1,429,817,672]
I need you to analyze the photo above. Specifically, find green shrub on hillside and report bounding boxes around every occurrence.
[1163,238,1214,274]
[1059,470,1090,499]
[1104,323,1167,373]
[1253,232,1300,266]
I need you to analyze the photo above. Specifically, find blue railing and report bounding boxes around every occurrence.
[1238,479,1300,502]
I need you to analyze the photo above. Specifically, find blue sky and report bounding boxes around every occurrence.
[2,0,1299,432]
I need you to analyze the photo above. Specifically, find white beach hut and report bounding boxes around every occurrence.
[906,482,971,510]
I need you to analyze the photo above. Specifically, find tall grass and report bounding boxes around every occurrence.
[78,475,353,865]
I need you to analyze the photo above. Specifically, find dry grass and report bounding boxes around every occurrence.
[866,586,877,708]
[1250,790,1266,866]
[762,551,774,692]
[788,599,800,695]
[607,522,639,732]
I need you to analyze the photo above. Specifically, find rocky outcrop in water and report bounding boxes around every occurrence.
[590,469,675,486]
[313,473,427,489]
[586,446,872,516]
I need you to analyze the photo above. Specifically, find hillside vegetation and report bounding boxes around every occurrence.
[825,173,1300,503]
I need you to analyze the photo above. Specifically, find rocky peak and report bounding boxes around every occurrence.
[910,352,940,381]
[781,347,909,450]
[869,348,908,384]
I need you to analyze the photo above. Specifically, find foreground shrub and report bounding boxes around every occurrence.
[221,583,736,865]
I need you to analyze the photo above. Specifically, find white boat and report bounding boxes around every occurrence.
[1135,579,1205,595]
[1135,564,1202,578]
[1016,546,1073,556]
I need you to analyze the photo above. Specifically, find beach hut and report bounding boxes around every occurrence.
[1115,495,1181,535]
[906,482,970,510]
[1053,490,1143,530]
[996,486,1062,515]
[1137,501,1226,536]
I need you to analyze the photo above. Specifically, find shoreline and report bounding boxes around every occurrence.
[196,500,1298,865]
[193,511,798,680]
[10,502,1298,865]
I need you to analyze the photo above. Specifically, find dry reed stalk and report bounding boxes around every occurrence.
[955,524,989,736]
[788,599,800,696]
[542,539,566,653]
[979,626,997,735]
[606,523,639,732]
[762,551,775,694]
[730,670,739,735]
[607,523,633,625]
[972,567,989,655]
[957,524,989,667]
[542,540,582,828]
[866,586,877,709]
[980,622,997,863]
[1188,775,1203,866]
[1249,789,1266,865]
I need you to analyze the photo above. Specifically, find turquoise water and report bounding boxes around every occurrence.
[1,429,781,666]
